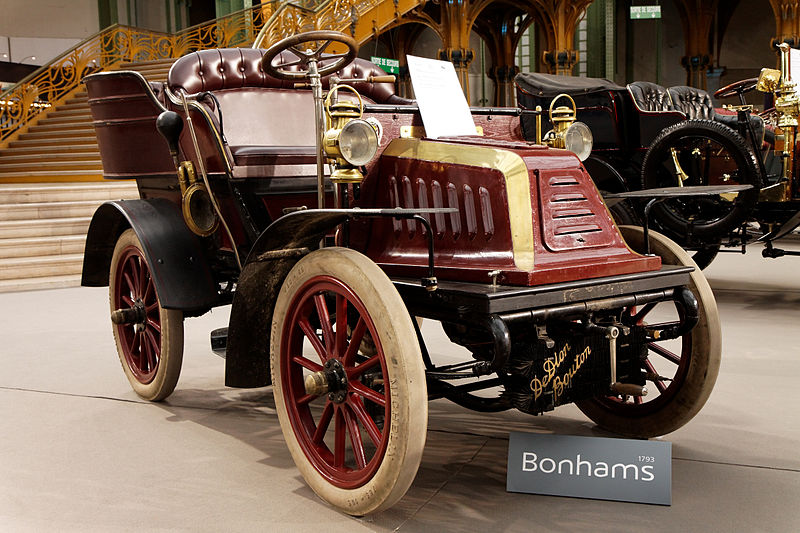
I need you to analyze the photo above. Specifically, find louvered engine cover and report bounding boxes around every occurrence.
[351,137,661,286]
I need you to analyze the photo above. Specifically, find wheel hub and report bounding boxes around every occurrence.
[304,359,348,403]
[110,298,147,330]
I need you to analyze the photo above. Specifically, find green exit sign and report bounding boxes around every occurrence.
[630,5,661,19]
[370,56,399,74]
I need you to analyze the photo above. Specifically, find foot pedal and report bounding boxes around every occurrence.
[211,327,228,358]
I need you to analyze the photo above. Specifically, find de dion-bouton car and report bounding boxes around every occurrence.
[81,31,721,515]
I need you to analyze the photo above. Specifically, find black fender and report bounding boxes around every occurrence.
[225,209,352,388]
[81,198,219,313]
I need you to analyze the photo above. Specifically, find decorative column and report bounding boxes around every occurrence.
[769,0,800,46]
[475,6,534,106]
[673,0,720,89]
[531,0,593,75]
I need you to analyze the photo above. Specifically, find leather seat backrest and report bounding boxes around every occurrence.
[668,85,714,119]
[627,81,674,112]
[167,48,400,103]
[166,48,404,148]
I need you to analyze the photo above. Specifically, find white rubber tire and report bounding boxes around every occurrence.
[271,247,427,515]
[109,229,184,401]
[577,226,721,437]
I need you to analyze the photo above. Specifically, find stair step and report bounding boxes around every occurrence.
[51,107,91,118]
[0,235,85,258]
[0,182,137,204]
[0,217,92,238]
[27,122,94,133]
[8,137,97,148]
[0,200,103,221]
[0,170,103,181]
[36,114,93,126]
[0,151,100,163]
[0,161,102,173]
[3,145,99,156]
[0,253,84,280]
[0,273,83,293]
[20,127,95,139]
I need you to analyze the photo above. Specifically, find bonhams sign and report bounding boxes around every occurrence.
[507,432,671,505]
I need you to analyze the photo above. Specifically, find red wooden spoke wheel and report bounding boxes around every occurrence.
[109,229,183,401]
[271,248,426,515]
[577,226,721,438]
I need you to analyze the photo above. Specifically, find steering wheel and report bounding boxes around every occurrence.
[714,77,758,99]
[261,30,357,81]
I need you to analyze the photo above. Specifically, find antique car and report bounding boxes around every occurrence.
[81,31,721,515]
[515,67,776,268]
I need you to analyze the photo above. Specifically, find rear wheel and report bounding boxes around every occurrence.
[577,226,721,437]
[271,248,427,515]
[109,229,183,401]
[641,120,761,241]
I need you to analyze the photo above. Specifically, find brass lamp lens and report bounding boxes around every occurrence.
[340,120,378,166]
[564,121,593,161]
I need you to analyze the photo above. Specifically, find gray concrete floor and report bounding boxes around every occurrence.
[1,245,799,532]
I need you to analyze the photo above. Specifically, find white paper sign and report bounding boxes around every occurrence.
[791,48,800,81]
[406,55,476,139]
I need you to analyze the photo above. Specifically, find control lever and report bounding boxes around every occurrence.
[293,74,397,89]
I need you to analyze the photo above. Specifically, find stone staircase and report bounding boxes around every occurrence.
[0,58,175,292]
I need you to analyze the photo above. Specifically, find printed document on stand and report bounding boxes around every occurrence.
[406,55,477,139]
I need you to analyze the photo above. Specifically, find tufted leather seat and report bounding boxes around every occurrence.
[627,81,674,112]
[668,85,765,146]
[667,85,714,119]
[166,48,406,176]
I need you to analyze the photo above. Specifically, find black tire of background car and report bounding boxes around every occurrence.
[640,119,762,241]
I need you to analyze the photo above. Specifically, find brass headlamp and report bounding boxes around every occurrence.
[322,84,379,183]
[537,93,593,161]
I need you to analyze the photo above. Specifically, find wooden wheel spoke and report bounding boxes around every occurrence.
[334,408,346,468]
[143,276,154,304]
[648,342,681,365]
[129,329,142,356]
[121,295,135,307]
[146,317,161,334]
[631,302,656,324]
[298,317,327,362]
[143,330,159,369]
[349,380,385,407]
[296,392,317,405]
[348,396,382,447]
[122,270,137,297]
[644,359,668,393]
[291,355,323,373]
[343,404,366,469]
[347,354,380,380]
[314,293,334,353]
[312,402,334,445]
[137,258,147,299]
[342,318,366,367]
[335,294,348,358]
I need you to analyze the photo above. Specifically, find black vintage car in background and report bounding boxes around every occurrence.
[515,55,800,269]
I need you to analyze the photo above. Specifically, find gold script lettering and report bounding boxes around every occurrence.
[529,345,592,403]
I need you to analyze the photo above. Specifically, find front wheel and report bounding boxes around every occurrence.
[271,248,427,515]
[577,226,721,437]
[109,229,183,401]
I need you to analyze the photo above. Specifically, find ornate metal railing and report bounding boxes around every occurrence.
[0,0,398,146]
